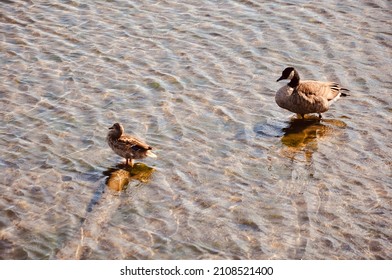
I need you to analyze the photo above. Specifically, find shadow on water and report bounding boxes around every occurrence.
[277,116,347,259]
[57,163,155,259]
[282,117,325,147]
[103,163,155,191]
[280,116,347,162]
[86,163,155,212]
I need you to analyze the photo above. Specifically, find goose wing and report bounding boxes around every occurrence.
[118,134,152,151]
[297,80,342,101]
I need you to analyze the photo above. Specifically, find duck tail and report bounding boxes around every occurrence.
[146,150,157,158]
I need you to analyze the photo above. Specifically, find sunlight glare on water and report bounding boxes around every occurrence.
[0,0,391,260]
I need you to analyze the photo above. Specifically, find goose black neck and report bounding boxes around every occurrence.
[288,70,300,88]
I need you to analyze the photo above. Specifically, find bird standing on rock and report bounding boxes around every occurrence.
[107,123,156,167]
[275,67,349,119]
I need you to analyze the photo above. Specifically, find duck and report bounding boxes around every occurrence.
[107,123,157,166]
[275,67,349,119]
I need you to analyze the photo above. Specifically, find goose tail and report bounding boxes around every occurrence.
[340,88,350,97]
[328,86,349,105]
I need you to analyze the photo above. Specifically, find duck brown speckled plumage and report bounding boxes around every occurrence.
[107,123,156,166]
[275,67,349,119]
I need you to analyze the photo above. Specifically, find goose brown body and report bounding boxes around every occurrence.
[276,67,348,118]
[107,123,156,166]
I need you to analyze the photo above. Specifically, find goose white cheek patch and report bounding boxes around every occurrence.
[288,70,295,80]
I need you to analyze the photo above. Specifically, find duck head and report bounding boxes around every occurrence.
[108,123,124,138]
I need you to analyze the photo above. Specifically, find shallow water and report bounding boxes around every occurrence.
[1,0,391,260]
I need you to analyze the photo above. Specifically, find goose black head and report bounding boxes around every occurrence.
[277,67,296,82]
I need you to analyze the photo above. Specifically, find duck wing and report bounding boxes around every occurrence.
[118,134,152,151]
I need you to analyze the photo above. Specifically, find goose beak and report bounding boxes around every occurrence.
[108,125,114,130]
[276,76,284,82]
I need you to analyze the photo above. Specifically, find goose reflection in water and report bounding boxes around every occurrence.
[103,163,155,191]
[280,116,347,162]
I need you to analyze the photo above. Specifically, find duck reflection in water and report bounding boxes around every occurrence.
[103,163,155,191]
[280,116,347,162]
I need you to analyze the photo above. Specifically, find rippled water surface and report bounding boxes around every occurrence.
[1,0,391,259]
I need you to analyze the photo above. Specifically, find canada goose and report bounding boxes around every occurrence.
[107,123,156,166]
[276,67,348,118]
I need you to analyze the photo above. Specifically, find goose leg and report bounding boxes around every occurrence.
[318,113,322,119]
[125,158,129,165]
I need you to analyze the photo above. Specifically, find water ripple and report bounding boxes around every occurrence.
[1,0,391,260]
